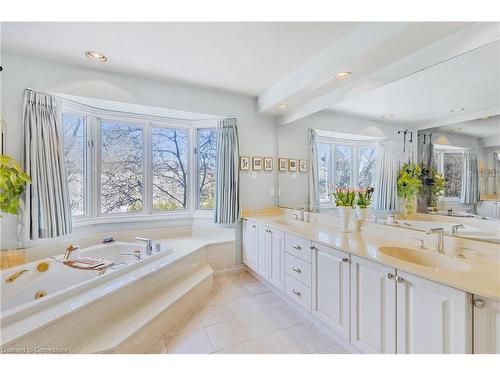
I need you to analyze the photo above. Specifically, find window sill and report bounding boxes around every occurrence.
[72,211,213,228]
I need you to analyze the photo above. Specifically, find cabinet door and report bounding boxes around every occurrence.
[396,270,471,354]
[256,225,270,279]
[268,229,285,290]
[473,296,500,354]
[242,220,257,269]
[350,255,396,354]
[313,245,350,341]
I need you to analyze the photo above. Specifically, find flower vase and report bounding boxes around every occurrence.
[338,206,353,232]
[356,207,369,221]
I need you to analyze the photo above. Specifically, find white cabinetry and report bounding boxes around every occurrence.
[268,229,285,290]
[396,271,471,354]
[242,220,258,269]
[312,243,350,341]
[350,255,396,354]
[473,296,500,353]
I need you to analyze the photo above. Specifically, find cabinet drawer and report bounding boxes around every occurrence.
[285,233,311,263]
[285,253,312,287]
[285,274,312,311]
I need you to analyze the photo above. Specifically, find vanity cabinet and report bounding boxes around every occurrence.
[243,220,285,291]
[242,220,258,269]
[350,255,397,354]
[312,243,350,341]
[396,270,470,354]
[473,296,500,353]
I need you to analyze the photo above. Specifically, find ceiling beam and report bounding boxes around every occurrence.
[257,23,412,113]
[277,22,500,125]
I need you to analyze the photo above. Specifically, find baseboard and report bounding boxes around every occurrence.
[213,264,247,276]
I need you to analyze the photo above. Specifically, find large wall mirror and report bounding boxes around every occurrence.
[277,39,500,243]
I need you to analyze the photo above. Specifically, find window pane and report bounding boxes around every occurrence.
[443,153,463,198]
[101,121,144,213]
[152,127,188,211]
[317,143,331,203]
[62,114,86,216]
[197,128,216,209]
[358,145,376,188]
[334,144,352,188]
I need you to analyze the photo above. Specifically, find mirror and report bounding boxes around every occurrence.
[277,40,500,243]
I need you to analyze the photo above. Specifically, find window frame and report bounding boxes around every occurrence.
[317,137,377,206]
[433,148,465,201]
[61,101,217,225]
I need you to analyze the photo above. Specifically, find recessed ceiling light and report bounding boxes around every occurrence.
[480,115,493,120]
[450,107,465,113]
[452,128,462,132]
[278,103,288,110]
[335,71,352,80]
[381,114,395,119]
[85,51,107,63]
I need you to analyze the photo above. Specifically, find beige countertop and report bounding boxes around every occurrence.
[243,213,500,300]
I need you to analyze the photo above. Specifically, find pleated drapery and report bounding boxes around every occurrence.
[307,129,320,212]
[214,118,240,224]
[373,140,399,212]
[461,149,480,205]
[22,89,72,240]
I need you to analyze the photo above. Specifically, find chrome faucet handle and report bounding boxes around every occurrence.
[135,236,153,255]
[412,237,427,250]
[451,224,465,235]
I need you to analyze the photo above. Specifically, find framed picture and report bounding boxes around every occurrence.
[240,156,250,171]
[289,159,297,172]
[278,158,288,172]
[263,157,273,171]
[252,156,263,171]
[299,159,307,172]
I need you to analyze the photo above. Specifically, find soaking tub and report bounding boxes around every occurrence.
[1,241,172,316]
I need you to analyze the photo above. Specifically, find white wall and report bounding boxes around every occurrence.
[0,53,278,250]
[278,111,405,207]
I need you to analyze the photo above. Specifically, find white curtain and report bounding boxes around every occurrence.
[374,140,399,212]
[461,149,480,205]
[22,89,72,240]
[308,129,319,212]
[214,118,240,224]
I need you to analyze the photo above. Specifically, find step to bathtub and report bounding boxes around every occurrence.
[72,264,213,353]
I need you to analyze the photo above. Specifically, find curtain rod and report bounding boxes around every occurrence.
[25,87,232,123]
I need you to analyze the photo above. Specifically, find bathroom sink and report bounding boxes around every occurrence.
[378,247,470,272]
[269,218,304,227]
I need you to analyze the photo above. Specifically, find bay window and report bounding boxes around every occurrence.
[61,101,217,222]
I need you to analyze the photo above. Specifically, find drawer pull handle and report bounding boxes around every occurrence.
[292,289,302,297]
[473,299,485,309]
[292,244,302,250]
[292,266,302,274]
[387,273,394,279]
[342,258,350,263]
[396,276,404,283]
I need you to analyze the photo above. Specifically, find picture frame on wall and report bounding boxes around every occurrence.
[289,159,297,172]
[240,156,250,171]
[252,156,263,171]
[299,159,307,172]
[278,158,288,172]
[263,157,273,171]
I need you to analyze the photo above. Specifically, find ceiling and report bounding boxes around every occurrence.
[427,115,500,140]
[0,22,357,96]
[1,22,499,127]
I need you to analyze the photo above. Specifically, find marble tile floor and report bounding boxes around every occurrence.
[145,270,352,354]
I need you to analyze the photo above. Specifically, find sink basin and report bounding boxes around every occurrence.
[378,247,470,272]
[269,218,303,227]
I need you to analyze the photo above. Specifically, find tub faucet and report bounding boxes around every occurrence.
[63,244,80,262]
[135,237,153,255]
[425,228,445,254]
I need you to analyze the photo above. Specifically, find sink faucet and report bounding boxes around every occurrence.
[451,224,465,235]
[135,237,153,255]
[299,207,305,222]
[425,228,445,254]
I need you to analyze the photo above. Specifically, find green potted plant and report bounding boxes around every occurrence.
[330,187,356,232]
[355,187,374,221]
[0,155,31,216]
[420,165,445,210]
[397,162,422,218]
